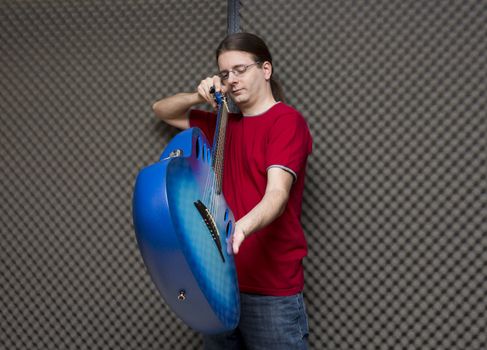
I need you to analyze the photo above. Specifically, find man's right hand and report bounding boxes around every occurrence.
[152,75,226,130]
[197,75,226,110]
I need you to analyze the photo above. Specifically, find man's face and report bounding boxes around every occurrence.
[217,50,267,107]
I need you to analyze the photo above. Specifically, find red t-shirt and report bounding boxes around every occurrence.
[189,102,313,296]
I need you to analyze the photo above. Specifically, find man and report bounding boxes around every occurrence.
[153,32,312,350]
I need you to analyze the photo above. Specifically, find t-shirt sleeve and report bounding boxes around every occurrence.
[265,112,313,181]
[189,109,217,145]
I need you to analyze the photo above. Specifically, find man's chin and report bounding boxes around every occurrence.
[231,94,247,105]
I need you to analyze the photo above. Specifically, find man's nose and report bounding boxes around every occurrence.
[227,71,238,84]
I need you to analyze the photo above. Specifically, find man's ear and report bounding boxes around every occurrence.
[262,61,273,80]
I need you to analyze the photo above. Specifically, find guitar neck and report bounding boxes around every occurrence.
[212,96,229,195]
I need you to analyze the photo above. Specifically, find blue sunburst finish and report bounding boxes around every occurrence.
[132,126,240,334]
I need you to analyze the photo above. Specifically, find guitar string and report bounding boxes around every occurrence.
[205,96,226,229]
[214,96,227,219]
[203,97,221,215]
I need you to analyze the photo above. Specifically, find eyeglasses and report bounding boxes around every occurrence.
[217,62,261,81]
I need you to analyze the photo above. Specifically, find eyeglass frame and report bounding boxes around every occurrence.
[217,61,261,82]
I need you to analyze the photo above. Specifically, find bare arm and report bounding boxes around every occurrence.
[152,76,225,130]
[152,92,201,130]
[230,167,294,254]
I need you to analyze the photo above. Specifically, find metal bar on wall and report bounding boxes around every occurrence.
[227,0,240,34]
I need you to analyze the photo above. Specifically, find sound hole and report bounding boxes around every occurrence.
[195,137,200,159]
[224,208,229,221]
[225,221,232,238]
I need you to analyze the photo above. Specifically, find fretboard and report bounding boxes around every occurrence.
[211,96,229,195]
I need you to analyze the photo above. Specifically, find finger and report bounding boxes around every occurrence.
[213,76,228,94]
[232,236,240,255]
[226,235,233,255]
[198,78,217,107]
[203,78,214,101]
[197,85,212,107]
[212,75,223,93]
[197,83,206,100]
[197,80,208,99]
[232,231,245,255]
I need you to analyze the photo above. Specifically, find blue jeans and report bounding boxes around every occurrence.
[203,292,309,350]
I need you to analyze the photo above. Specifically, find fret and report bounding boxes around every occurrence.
[211,92,229,195]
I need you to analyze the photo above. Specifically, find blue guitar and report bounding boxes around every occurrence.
[132,91,240,334]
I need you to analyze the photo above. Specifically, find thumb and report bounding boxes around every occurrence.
[232,229,247,255]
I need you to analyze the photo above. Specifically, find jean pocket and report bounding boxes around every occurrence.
[296,293,310,339]
[271,293,309,340]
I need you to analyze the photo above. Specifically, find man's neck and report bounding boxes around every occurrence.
[239,95,278,116]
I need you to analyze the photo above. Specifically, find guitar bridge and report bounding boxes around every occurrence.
[194,200,225,262]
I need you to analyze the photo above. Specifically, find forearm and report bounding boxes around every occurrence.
[152,92,203,128]
[236,188,289,236]
[228,147,294,255]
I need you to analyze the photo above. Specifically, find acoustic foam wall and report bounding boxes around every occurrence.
[1,1,226,348]
[1,0,486,349]
[239,1,486,348]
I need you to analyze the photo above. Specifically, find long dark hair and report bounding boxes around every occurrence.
[216,32,285,102]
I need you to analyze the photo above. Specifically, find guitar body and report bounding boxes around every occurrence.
[132,127,240,334]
